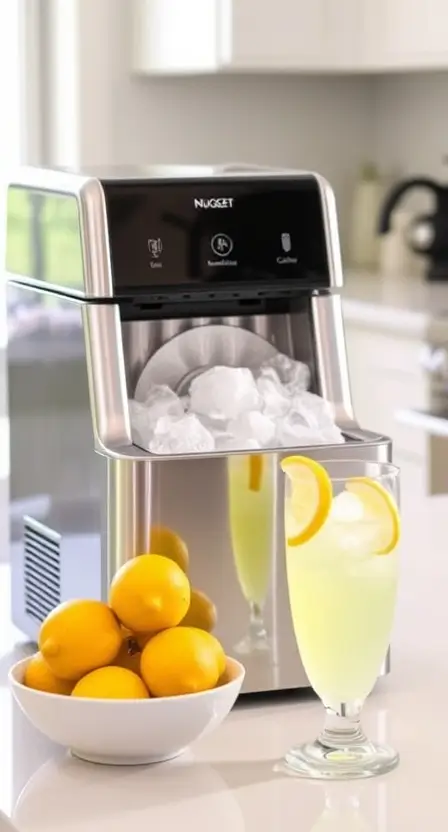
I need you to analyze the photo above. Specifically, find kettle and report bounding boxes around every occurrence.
[378,177,448,281]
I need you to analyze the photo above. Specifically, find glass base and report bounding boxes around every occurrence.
[234,602,271,655]
[284,738,399,780]
[234,631,271,656]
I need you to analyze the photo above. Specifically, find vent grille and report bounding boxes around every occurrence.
[24,516,61,623]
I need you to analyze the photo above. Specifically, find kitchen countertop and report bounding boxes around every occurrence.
[342,270,448,341]
[1,558,448,832]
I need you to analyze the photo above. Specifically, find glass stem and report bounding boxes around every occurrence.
[248,602,267,639]
[319,704,368,750]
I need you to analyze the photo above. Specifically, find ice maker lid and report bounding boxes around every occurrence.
[4,166,343,299]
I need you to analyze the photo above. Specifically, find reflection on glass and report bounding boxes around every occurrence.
[310,791,372,832]
[282,458,400,779]
[6,186,83,291]
[228,453,276,655]
[148,524,218,634]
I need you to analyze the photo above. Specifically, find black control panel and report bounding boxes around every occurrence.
[102,175,333,295]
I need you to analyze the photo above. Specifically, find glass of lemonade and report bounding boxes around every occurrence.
[281,455,400,779]
[228,453,276,654]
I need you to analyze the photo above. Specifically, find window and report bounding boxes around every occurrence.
[0,2,40,562]
[0,3,22,348]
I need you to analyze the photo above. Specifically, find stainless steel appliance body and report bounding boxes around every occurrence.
[6,165,391,694]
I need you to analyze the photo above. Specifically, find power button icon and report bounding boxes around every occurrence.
[211,233,233,258]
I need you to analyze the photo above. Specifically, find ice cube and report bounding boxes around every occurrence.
[329,491,386,559]
[289,391,335,430]
[276,416,329,448]
[257,375,291,417]
[260,354,310,391]
[149,413,215,455]
[195,412,229,434]
[228,410,276,447]
[214,432,261,451]
[331,491,364,523]
[142,384,185,422]
[189,366,261,420]
[258,365,282,386]
[276,414,344,448]
[319,425,345,444]
[129,399,154,448]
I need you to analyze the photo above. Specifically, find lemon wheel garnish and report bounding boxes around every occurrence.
[249,454,264,492]
[280,455,332,547]
[346,477,400,555]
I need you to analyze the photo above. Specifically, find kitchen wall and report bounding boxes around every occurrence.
[43,0,374,242]
[44,1,448,243]
[373,73,448,181]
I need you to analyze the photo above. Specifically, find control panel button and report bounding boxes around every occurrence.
[211,233,233,258]
[148,237,163,269]
[148,238,163,258]
[281,232,292,253]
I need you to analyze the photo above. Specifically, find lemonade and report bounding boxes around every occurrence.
[286,515,398,707]
[228,453,275,607]
[280,456,401,779]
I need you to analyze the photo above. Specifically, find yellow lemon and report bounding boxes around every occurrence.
[72,666,149,699]
[280,455,333,547]
[140,627,224,697]
[109,554,191,633]
[180,588,217,633]
[24,652,74,695]
[113,636,142,675]
[39,600,122,681]
[135,631,157,650]
[148,525,189,573]
[346,477,400,555]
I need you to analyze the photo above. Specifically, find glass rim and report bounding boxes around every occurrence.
[298,458,400,484]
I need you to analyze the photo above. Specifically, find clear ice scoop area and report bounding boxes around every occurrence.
[123,309,344,458]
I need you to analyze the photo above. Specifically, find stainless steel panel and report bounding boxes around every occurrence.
[7,284,107,638]
[315,173,344,290]
[5,167,113,297]
[83,304,132,451]
[312,293,356,429]
[107,458,151,585]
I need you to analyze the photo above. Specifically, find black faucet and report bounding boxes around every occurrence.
[378,176,448,281]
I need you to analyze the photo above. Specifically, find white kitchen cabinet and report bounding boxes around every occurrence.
[345,321,448,495]
[345,319,448,602]
[362,0,448,71]
[132,0,448,75]
[132,0,360,75]
[228,0,360,71]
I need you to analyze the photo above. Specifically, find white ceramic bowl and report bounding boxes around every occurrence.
[9,656,245,766]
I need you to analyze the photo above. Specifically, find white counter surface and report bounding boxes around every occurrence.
[342,270,448,341]
[1,557,447,832]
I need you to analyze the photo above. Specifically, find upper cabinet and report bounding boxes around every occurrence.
[132,0,448,76]
[224,0,360,72]
[363,0,448,71]
[132,0,360,75]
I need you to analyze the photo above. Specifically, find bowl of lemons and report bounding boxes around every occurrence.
[9,534,245,766]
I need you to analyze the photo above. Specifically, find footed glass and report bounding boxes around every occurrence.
[282,457,400,779]
[228,453,276,655]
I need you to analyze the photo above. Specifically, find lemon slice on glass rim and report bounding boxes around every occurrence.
[280,455,333,547]
[346,476,400,555]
